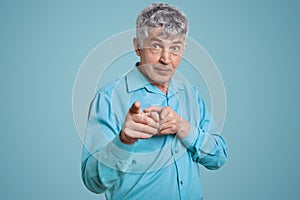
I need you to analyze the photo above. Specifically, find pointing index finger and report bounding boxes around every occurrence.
[129,101,142,114]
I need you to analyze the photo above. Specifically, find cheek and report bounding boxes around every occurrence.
[141,49,160,63]
[172,56,182,69]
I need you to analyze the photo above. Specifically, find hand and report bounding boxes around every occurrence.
[120,101,159,144]
[144,106,190,139]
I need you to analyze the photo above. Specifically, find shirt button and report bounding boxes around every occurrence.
[175,149,179,153]
[180,180,183,185]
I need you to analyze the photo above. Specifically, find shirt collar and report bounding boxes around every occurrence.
[126,63,185,95]
[126,63,151,92]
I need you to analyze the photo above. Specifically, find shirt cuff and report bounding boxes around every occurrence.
[97,135,136,172]
[179,124,198,148]
[108,134,136,160]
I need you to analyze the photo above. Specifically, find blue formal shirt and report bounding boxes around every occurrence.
[82,65,227,200]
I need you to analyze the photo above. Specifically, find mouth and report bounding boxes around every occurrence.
[154,68,172,76]
[153,66,173,76]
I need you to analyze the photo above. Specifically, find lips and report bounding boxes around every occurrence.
[154,68,172,76]
[153,65,173,75]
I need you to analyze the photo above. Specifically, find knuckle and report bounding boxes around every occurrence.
[142,125,147,132]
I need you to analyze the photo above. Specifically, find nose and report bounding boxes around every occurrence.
[159,49,171,65]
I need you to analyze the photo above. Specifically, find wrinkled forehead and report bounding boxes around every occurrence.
[145,27,185,43]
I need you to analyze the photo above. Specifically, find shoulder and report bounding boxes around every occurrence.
[95,76,125,97]
[98,79,119,93]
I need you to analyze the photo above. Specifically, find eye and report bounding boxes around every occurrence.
[171,46,180,52]
[152,44,161,50]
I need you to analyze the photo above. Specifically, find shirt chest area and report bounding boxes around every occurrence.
[128,89,183,113]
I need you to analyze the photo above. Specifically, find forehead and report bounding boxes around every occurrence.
[145,27,185,44]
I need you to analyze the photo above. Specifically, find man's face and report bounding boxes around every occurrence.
[135,27,185,90]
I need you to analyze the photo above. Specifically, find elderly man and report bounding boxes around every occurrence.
[82,3,227,200]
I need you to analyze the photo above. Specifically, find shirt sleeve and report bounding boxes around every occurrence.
[179,87,228,170]
[81,89,135,194]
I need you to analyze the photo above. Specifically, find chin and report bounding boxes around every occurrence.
[155,77,171,85]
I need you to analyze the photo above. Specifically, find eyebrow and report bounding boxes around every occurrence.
[149,37,164,43]
[149,37,184,45]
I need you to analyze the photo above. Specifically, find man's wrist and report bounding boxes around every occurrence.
[119,130,137,144]
[177,119,190,139]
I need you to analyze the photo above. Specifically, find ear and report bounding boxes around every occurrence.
[133,38,141,56]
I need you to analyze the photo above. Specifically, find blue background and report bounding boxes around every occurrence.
[1,0,299,199]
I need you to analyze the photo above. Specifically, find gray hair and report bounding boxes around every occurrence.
[136,3,188,47]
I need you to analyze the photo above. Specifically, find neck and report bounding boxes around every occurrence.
[152,82,169,94]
